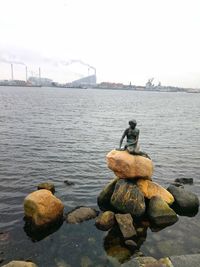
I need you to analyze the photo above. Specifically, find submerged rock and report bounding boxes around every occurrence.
[80,256,93,267]
[24,189,64,227]
[106,150,153,179]
[97,177,119,211]
[170,182,184,188]
[137,179,174,205]
[174,178,193,185]
[65,206,98,224]
[115,213,137,240]
[111,179,146,218]
[64,180,74,186]
[148,196,178,227]
[95,211,115,231]
[104,227,132,263]
[2,261,38,267]
[37,182,55,194]
[121,256,157,267]
[167,185,199,215]
[124,240,137,249]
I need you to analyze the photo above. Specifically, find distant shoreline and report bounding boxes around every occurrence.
[0,84,199,93]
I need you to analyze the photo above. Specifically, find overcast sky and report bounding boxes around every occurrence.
[0,0,200,87]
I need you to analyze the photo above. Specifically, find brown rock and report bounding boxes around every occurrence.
[2,261,38,267]
[95,211,115,231]
[24,189,64,227]
[137,179,174,205]
[106,150,153,179]
[115,213,137,239]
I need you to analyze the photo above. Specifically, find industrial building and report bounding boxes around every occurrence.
[71,74,96,87]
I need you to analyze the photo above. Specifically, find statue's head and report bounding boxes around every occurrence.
[129,119,137,128]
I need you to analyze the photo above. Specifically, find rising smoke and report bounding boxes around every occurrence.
[0,55,25,66]
[0,48,96,79]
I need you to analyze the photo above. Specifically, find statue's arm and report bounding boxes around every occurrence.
[119,129,127,148]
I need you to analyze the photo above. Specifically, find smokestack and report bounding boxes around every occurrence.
[25,66,28,82]
[11,63,14,80]
[39,67,41,79]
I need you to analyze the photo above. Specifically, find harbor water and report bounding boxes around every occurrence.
[0,86,200,266]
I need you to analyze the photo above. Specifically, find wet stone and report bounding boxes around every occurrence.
[37,182,55,194]
[80,256,93,267]
[124,239,137,248]
[148,196,178,227]
[170,182,184,188]
[159,257,173,267]
[64,180,74,186]
[144,263,166,267]
[97,177,119,211]
[115,213,137,239]
[167,185,199,215]
[95,211,115,231]
[174,178,193,185]
[121,256,157,267]
[111,179,146,218]
[65,206,98,224]
[55,259,72,267]
[104,227,132,263]
[2,261,38,267]
[106,246,132,264]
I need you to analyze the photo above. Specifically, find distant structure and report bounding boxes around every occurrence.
[146,78,155,88]
[71,74,96,87]
[0,79,27,86]
[28,77,53,86]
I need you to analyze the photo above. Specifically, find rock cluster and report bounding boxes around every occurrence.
[96,149,199,253]
[20,150,199,265]
[23,182,99,235]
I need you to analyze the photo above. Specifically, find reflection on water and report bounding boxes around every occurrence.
[0,87,200,266]
[23,218,63,242]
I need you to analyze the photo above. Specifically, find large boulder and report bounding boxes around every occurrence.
[106,150,153,179]
[115,213,137,240]
[111,179,146,218]
[95,211,115,231]
[65,206,98,224]
[147,196,178,227]
[2,261,38,267]
[24,189,64,227]
[137,179,174,205]
[97,177,119,210]
[167,185,199,215]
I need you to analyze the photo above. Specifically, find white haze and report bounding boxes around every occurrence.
[0,0,200,88]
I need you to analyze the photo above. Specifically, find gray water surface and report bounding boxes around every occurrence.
[0,87,200,266]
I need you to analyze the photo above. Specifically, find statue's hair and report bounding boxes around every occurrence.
[129,119,137,125]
